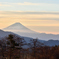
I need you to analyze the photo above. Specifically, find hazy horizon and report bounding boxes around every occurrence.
[0,0,59,34]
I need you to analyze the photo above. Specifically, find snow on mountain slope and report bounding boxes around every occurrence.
[3,22,59,40]
[3,22,35,33]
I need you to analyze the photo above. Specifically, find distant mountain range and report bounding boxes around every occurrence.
[0,29,44,43]
[0,30,59,47]
[3,22,59,40]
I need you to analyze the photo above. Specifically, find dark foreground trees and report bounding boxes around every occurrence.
[0,34,59,59]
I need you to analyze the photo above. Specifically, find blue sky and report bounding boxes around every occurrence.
[0,0,59,11]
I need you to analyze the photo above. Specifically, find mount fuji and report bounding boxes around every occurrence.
[3,22,35,33]
[3,22,59,40]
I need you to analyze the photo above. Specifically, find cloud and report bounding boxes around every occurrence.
[0,3,11,6]
[0,2,59,11]
[0,11,59,15]
[22,18,59,20]
[13,2,59,6]
[0,2,59,7]
[16,2,39,5]
[0,11,59,20]
[13,12,59,15]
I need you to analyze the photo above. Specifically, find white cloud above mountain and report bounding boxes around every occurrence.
[0,2,59,6]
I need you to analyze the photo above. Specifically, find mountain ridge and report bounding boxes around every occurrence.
[3,22,59,40]
[0,29,59,47]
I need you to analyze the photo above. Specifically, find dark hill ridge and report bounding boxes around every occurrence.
[0,30,59,47]
[0,30,14,37]
[44,40,59,46]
